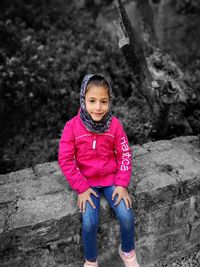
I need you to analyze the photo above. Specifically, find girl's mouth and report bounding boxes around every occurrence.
[92,113,104,116]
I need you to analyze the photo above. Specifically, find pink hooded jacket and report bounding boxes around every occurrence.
[58,114,132,194]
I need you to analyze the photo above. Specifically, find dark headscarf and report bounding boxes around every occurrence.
[79,74,112,133]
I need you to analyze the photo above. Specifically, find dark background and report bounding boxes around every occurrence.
[0,0,200,174]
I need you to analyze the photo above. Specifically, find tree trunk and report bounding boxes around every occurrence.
[113,0,192,139]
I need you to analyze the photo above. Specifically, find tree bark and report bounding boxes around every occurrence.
[114,0,154,107]
[113,0,185,139]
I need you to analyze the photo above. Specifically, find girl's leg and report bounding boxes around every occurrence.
[82,187,101,262]
[102,185,135,252]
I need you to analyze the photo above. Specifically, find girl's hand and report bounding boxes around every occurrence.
[112,186,132,209]
[77,188,99,213]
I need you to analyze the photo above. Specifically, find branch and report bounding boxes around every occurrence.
[114,0,146,66]
[113,19,130,48]
[114,0,154,108]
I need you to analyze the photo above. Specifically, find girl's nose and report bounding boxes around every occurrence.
[95,102,101,110]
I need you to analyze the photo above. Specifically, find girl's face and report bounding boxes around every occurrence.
[85,85,110,122]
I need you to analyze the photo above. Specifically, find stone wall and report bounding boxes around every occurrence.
[0,136,200,267]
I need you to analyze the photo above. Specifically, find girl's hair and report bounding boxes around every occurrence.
[86,75,111,98]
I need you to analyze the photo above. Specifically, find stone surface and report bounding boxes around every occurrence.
[0,136,200,266]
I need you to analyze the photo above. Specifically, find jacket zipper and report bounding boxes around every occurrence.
[92,134,99,178]
[92,135,96,149]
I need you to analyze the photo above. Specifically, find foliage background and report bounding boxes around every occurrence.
[0,0,199,174]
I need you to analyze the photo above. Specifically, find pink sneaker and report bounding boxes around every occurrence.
[118,245,140,267]
[83,260,98,267]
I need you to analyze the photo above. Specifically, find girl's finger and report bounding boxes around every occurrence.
[79,199,82,212]
[124,197,130,209]
[91,189,99,198]
[128,197,132,208]
[112,190,117,201]
[88,197,96,209]
[114,195,122,206]
[82,200,86,213]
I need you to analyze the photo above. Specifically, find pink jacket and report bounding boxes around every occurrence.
[58,114,132,194]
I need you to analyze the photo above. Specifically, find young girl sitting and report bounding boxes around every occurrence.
[58,74,140,267]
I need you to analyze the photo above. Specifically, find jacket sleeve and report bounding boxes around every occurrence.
[58,122,90,194]
[114,120,132,187]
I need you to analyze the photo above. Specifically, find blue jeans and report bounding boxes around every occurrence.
[81,185,135,261]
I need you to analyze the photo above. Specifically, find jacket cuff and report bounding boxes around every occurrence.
[77,184,90,195]
[115,180,129,188]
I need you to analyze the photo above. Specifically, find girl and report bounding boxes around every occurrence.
[58,74,140,267]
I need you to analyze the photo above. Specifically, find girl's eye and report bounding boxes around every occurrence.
[88,99,108,104]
